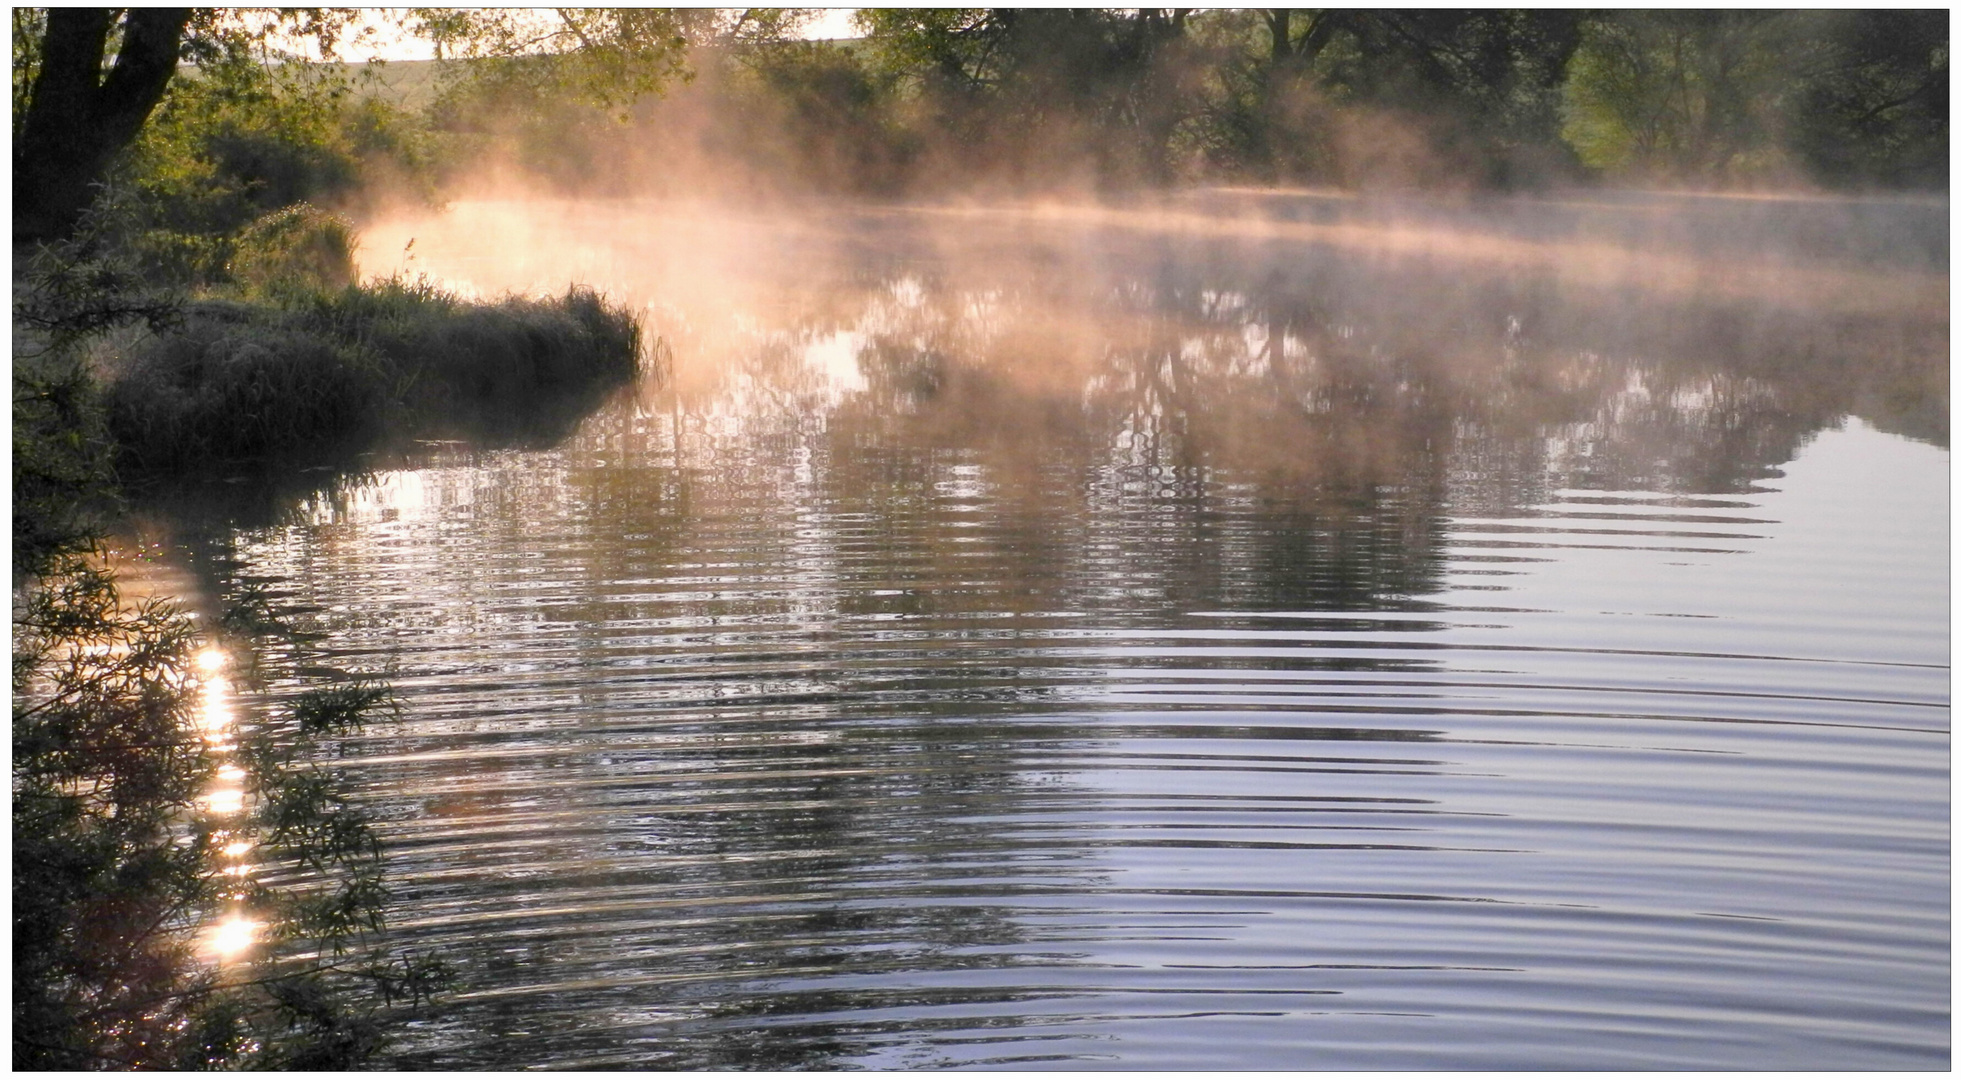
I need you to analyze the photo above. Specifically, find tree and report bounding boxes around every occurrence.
[1561,11,1798,184]
[1187,10,1581,187]
[854,8,1198,187]
[1318,10,1585,186]
[13,8,390,246]
[1561,10,1947,189]
[1262,9,1342,73]
[1790,9,1948,189]
[14,9,191,244]
[408,7,713,116]
[13,7,723,247]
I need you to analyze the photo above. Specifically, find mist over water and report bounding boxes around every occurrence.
[194,190,1945,1068]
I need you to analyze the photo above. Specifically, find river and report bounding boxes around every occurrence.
[168,191,1949,1068]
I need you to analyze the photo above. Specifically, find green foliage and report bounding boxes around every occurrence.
[13,363,120,582]
[854,8,994,89]
[1560,10,1947,189]
[689,8,1948,194]
[229,204,358,298]
[1789,10,1949,189]
[120,41,435,288]
[11,548,453,1069]
[13,8,401,245]
[12,201,182,579]
[1329,11,1584,186]
[846,9,1200,189]
[1562,12,1800,183]
[1181,10,1335,183]
[725,40,915,196]
[215,617,454,1070]
[11,7,45,136]
[13,196,184,354]
[411,10,820,196]
[415,7,710,115]
[13,554,214,1070]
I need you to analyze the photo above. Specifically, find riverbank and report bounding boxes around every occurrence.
[12,246,646,1066]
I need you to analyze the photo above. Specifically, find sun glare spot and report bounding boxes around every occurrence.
[200,699,233,736]
[207,915,259,958]
[196,647,228,673]
[204,788,244,815]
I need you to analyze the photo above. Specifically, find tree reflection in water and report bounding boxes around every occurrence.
[155,192,1945,1069]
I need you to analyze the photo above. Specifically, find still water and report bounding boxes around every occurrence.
[189,192,1947,1068]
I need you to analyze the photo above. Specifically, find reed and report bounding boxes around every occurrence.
[227,204,357,298]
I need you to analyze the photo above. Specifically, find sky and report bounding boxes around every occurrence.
[801,9,862,41]
[326,7,864,62]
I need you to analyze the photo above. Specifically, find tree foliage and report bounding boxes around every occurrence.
[129,58,429,286]
[1563,10,1949,188]
[13,544,451,1069]
[11,6,1950,236]
[1184,10,1583,186]
[13,220,456,1070]
[1562,11,1800,183]
[1789,9,1949,189]
[409,7,709,115]
[844,9,1201,187]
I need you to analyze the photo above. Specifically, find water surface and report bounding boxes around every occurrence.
[186,192,1947,1068]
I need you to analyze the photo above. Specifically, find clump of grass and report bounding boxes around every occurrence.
[104,278,643,479]
[106,302,391,473]
[295,277,642,442]
[228,205,357,299]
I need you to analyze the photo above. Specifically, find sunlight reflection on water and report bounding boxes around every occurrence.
[205,914,259,960]
[189,647,267,966]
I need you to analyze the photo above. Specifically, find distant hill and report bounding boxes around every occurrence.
[172,57,448,110]
[189,40,884,114]
[340,59,445,110]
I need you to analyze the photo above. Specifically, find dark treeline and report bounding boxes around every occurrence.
[437,9,1947,199]
[12,9,1946,269]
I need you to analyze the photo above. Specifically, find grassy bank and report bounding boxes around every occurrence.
[106,278,642,480]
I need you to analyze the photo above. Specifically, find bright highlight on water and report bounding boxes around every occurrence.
[206,915,260,960]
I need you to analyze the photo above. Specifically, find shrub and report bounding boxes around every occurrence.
[13,556,213,1069]
[12,202,182,577]
[13,551,452,1070]
[120,54,439,291]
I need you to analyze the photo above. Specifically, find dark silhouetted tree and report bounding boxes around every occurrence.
[14,9,191,244]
